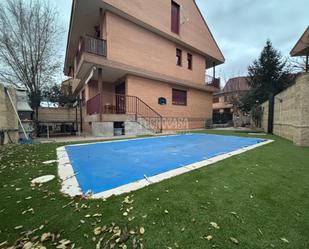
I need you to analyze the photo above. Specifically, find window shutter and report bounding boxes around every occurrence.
[171,1,180,34]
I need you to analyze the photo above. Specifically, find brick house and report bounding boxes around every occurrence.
[212,76,250,126]
[64,0,224,136]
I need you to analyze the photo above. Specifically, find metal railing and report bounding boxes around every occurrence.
[98,94,163,133]
[206,75,220,88]
[75,35,107,70]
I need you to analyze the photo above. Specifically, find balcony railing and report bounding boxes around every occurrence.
[206,75,220,88]
[75,36,107,71]
[86,94,101,115]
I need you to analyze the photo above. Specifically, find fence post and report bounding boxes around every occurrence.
[267,92,275,134]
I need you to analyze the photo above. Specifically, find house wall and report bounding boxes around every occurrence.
[105,11,206,85]
[0,84,19,144]
[261,73,309,146]
[126,75,212,130]
[103,0,223,62]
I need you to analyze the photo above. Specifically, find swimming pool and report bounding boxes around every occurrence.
[57,134,271,198]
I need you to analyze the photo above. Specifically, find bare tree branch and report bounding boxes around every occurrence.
[0,0,62,109]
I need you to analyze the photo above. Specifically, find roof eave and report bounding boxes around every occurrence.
[63,0,76,75]
[290,26,309,57]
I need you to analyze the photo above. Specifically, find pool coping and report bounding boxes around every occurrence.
[56,135,274,199]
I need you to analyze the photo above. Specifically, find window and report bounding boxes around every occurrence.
[213,97,219,103]
[171,1,180,34]
[176,49,182,66]
[172,89,187,106]
[187,53,192,70]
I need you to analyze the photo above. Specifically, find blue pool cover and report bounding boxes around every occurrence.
[65,134,265,194]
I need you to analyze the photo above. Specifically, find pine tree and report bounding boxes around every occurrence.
[248,40,292,105]
[239,40,293,132]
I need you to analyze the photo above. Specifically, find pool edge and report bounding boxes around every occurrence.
[57,137,274,199]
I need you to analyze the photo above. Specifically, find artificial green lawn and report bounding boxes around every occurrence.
[0,131,308,248]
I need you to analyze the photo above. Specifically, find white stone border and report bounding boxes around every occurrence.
[57,135,273,199]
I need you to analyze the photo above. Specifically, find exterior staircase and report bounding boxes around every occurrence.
[86,94,163,134]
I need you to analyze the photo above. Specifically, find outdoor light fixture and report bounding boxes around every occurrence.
[158,97,167,105]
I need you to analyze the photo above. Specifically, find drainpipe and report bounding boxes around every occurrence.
[213,62,216,79]
[267,92,275,134]
[305,52,309,73]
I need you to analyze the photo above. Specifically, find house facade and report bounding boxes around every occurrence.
[213,76,250,126]
[64,0,224,136]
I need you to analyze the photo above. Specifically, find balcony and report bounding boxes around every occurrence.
[206,75,220,89]
[75,36,107,74]
[86,93,101,115]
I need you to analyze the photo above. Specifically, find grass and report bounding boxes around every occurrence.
[0,131,309,248]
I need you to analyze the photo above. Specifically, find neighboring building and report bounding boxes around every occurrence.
[212,76,250,126]
[290,26,309,73]
[64,0,224,136]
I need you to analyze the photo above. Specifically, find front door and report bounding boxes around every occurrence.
[115,82,126,114]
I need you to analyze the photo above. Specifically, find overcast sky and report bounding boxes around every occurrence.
[6,0,308,84]
[196,0,308,83]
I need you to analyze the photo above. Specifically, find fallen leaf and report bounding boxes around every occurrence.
[14,225,23,230]
[41,232,51,242]
[123,196,134,204]
[93,227,102,235]
[0,241,8,247]
[280,238,289,243]
[23,242,33,249]
[230,237,239,244]
[128,217,135,222]
[206,235,213,241]
[210,222,220,229]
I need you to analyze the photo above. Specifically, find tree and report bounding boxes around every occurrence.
[42,84,75,107]
[0,0,62,129]
[239,40,293,132]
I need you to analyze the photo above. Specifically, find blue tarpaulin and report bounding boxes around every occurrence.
[65,134,265,194]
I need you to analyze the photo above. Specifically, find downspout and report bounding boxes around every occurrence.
[267,92,275,134]
[305,52,309,73]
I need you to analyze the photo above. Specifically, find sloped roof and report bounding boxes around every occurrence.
[222,76,250,93]
[290,26,309,57]
[64,0,225,74]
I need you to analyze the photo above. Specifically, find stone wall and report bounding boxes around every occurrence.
[0,84,19,144]
[261,73,309,146]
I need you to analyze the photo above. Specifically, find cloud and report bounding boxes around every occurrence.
[196,0,309,81]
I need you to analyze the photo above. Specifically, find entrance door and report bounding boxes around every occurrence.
[115,82,126,114]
